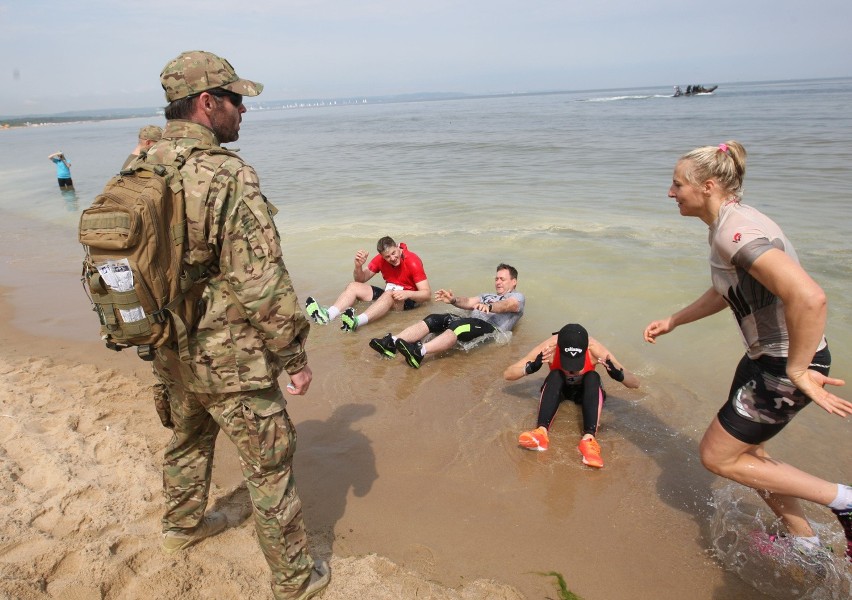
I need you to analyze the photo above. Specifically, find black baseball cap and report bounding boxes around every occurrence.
[555,324,588,371]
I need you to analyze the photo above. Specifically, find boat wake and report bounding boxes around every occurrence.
[579,94,671,102]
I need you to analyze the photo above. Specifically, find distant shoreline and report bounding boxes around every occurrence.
[4,76,851,129]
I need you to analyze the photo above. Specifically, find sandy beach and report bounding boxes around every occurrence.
[0,285,533,600]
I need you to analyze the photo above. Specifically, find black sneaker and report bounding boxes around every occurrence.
[340,307,358,332]
[395,338,423,369]
[304,296,329,324]
[369,334,396,358]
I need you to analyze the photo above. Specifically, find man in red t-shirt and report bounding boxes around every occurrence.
[305,236,431,332]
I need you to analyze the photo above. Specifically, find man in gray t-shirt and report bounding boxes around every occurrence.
[369,263,525,369]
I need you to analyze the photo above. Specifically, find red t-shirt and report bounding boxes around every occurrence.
[367,242,427,291]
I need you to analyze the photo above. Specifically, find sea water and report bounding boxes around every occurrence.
[1,78,850,596]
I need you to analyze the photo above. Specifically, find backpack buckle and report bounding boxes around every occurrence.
[137,345,155,361]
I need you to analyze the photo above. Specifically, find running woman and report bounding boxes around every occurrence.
[644,140,852,561]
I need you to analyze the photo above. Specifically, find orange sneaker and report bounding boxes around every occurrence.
[518,426,549,451]
[577,437,603,468]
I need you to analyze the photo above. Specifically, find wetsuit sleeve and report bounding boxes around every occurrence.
[216,164,310,375]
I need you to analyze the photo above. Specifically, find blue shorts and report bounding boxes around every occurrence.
[717,347,831,445]
[370,285,416,310]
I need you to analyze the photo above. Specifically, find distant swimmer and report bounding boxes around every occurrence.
[48,151,73,190]
[304,236,431,332]
[644,140,852,562]
[369,263,524,368]
[504,323,639,466]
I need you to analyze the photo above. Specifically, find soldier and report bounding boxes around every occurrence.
[121,124,163,169]
[148,51,330,599]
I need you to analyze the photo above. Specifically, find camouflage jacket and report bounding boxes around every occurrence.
[146,120,309,393]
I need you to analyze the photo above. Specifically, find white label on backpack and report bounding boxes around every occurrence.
[97,259,146,322]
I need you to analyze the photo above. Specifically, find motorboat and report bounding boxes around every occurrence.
[673,85,718,97]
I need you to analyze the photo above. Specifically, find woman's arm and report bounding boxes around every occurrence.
[644,287,727,343]
[747,248,849,415]
[589,338,640,389]
[503,336,557,381]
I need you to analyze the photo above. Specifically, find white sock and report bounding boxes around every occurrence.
[791,535,821,553]
[357,314,369,326]
[420,345,428,357]
[828,483,852,511]
[327,307,341,320]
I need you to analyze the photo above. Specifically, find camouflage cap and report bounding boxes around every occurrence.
[160,50,263,102]
[138,125,163,141]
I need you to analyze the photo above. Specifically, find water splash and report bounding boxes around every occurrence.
[709,484,851,599]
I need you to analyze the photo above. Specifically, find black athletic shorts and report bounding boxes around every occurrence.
[371,285,416,310]
[57,177,73,188]
[717,347,831,445]
[422,313,496,343]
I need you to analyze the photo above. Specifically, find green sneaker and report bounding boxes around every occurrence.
[162,512,227,554]
[395,338,423,368]
[340,307,358,332]
[369,333,396,358]
[305,296,329,324]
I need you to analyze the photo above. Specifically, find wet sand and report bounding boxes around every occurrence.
[0,215,786,599]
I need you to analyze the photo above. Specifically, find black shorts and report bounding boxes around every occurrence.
[717,347,831,445]
[57,177,74,188]
[422,313,496,343]
[371,285,416,310]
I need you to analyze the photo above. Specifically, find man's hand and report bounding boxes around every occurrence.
[286,366,313,396]
[354,250,369,268]
[435,289,454,304]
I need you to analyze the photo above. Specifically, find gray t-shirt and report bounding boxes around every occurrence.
[472,290,525,332]
[709,201,825,359]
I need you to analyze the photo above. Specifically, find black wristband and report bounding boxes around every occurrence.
[604,358,625,382]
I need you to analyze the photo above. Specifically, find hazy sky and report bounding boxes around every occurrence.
[1,0,850,116]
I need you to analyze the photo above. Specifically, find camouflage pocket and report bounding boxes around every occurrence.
[239,396,294,471]
[153,382,174,429]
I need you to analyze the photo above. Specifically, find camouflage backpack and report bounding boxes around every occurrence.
[78,151,218,361]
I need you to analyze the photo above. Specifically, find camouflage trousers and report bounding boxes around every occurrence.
[155,358,313,598]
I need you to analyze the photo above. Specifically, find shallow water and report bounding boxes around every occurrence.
[1,78,850,597]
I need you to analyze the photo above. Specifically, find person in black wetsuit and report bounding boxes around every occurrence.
[503,323,639,467]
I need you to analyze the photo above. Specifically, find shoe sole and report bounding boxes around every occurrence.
[579,452,604,468]
[396,343,421,368]
[369,339,395,358]
[519,442,546,452]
